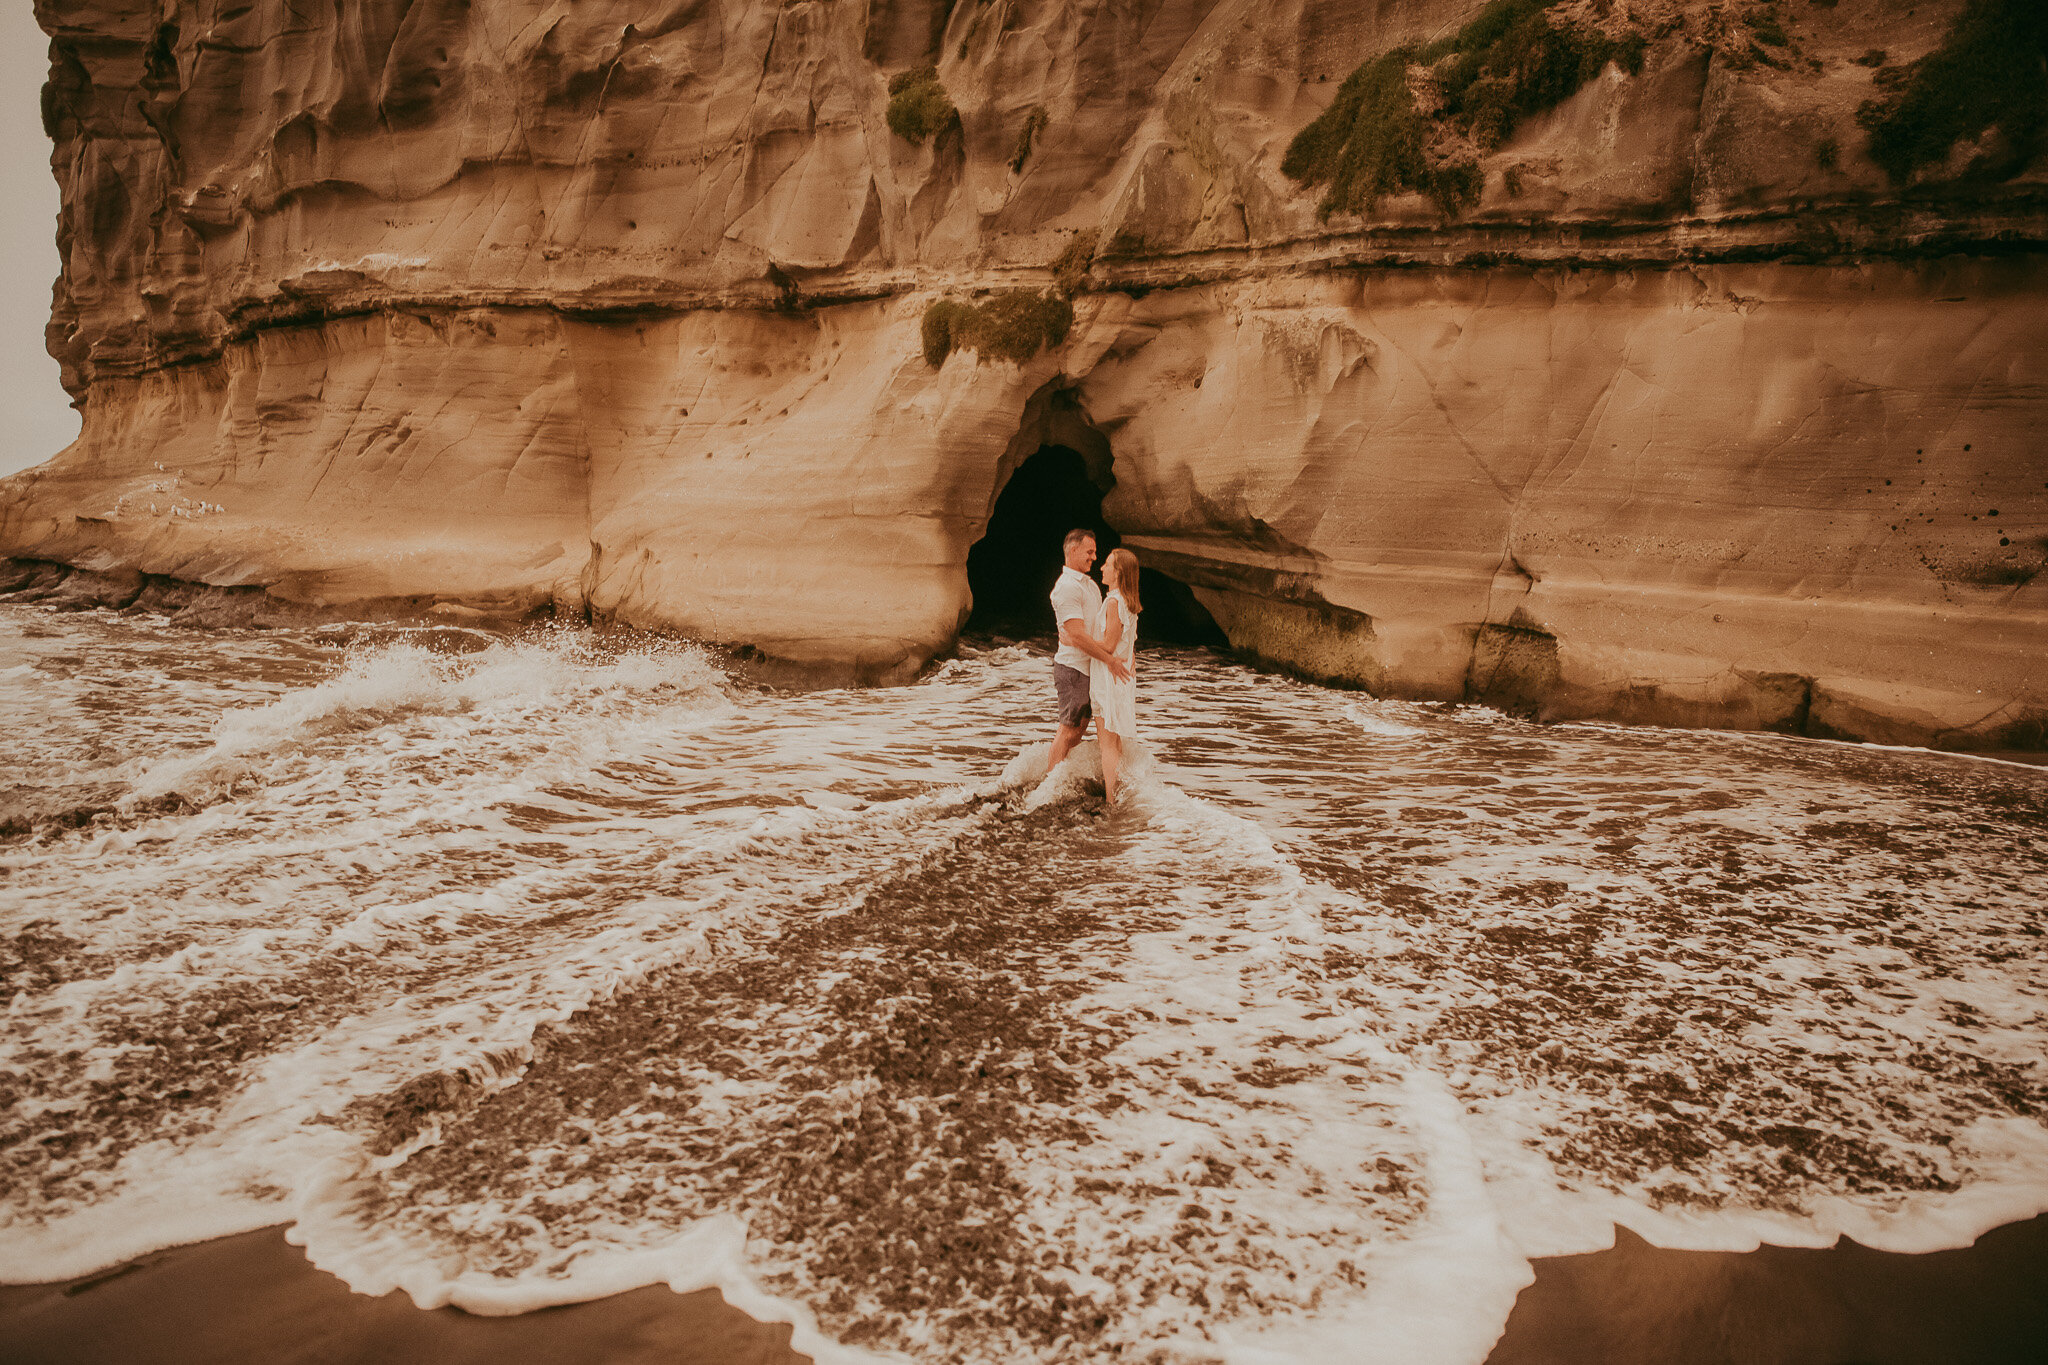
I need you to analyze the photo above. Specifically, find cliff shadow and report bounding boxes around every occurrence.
[965,388,1224,647]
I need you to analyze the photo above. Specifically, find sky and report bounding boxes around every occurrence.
[1,4,80,477]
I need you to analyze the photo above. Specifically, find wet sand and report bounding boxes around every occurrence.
[1486,1215,2048,1365]
[0,1227,809,1365]
[3,1216,2043,1365]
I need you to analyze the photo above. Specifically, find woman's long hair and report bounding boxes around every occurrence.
[1104,547,1142,614]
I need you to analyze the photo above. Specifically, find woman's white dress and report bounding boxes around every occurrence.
[1090,589,1138,740]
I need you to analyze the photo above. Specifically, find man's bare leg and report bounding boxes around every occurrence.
[1048,722,1086,771]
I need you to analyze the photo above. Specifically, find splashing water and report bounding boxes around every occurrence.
[1,603,2044,1363]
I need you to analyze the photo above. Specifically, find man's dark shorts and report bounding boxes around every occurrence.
[1054,663,1092,728]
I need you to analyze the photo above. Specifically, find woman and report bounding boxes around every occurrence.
[1090,547,1141,803]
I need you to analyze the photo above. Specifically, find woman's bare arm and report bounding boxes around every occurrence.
[1098,598,1125,655]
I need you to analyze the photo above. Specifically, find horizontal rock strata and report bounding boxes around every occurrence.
[6,0,2046,742]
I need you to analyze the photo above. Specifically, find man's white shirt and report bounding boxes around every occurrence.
[1050,565,1102,673]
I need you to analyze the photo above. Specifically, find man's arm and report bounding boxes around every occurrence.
[1058,615,1132,681]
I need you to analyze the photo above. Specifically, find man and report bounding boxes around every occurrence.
[1048,527,1130,770]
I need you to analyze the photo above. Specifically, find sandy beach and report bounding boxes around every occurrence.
[4,1214,2044,1365]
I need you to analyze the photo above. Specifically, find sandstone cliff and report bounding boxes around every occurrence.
[3,0,2044,746]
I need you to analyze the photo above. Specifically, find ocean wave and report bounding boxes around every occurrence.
[1343,700,1433,739]
[126,634,727,806]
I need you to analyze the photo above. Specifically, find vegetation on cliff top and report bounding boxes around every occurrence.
[888,66,958,144]
[1856,0,2047,184]
[1282,0,1645,217]
[922,292,1073,368]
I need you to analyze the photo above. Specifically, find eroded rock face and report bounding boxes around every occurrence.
[4,0,2045,741]
[1075,262,2048,748]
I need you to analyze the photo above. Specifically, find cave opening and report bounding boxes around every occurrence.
[964,443,1227,649]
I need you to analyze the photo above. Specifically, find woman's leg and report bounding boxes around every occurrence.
[1098,725,1123,804]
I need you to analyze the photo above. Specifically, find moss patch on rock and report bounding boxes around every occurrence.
[922,291,1074,367]
[1856,0,2047,184]
[887,65,957,144]
[1010,105,1048,172]
[1051,236,1095,294]
[1282,0,1645,218]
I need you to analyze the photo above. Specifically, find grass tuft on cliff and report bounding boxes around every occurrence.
[1856,0,2047,184]
[922,292,1074,368]
[888,65,958,145]
[1282,0,1644,218]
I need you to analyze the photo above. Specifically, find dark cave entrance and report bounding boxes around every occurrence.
[964,443,1227,649]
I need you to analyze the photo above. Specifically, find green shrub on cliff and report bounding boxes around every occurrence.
[1432,1,1645,151]
[921,300,974,366]
[1856,0,2047,183]
[887,65,957,144]
[1281,50,1433,217]
[1282,0,1644,217]
[922,292,1073,367]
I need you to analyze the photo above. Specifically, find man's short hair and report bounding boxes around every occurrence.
[1062,528,1097,552]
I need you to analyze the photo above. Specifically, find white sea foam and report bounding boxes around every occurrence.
[1007,775,1537,1363]
[128,635,726,804]
[287,1207,895,1365]
[1343,699,1432,739]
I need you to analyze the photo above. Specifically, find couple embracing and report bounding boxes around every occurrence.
[1046,528,1142,804]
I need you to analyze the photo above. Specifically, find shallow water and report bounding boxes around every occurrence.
[1,603,2044,1363]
